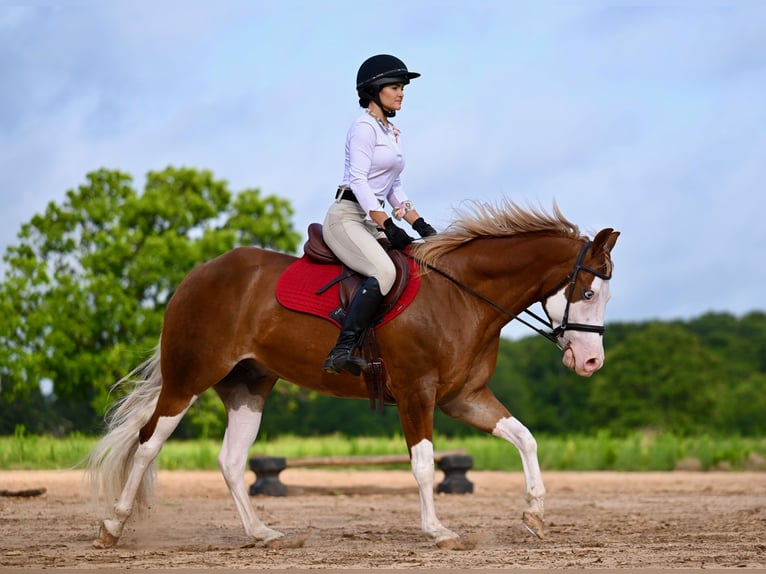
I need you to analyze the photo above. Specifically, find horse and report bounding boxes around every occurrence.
[87,199,619,550]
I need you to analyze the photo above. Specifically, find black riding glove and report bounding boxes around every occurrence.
[412,217,437,238]
[383,218,414,250]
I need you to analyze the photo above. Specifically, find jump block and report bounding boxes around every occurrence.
[248,456,289,496]
[249,452,474,496]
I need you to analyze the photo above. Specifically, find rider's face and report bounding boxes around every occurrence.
[378,83,404,112]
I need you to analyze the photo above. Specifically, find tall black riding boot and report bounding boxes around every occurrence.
[323,277,384,376]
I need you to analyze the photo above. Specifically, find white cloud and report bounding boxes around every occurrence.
[1,0,764,327]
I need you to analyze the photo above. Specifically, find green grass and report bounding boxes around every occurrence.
[1,427,765,472]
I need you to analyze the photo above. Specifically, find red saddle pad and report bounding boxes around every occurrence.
[275,256,421,328]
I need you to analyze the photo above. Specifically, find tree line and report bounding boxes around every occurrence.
[2,168,764,437]
[237,311,766,439]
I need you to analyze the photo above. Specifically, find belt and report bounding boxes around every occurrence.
[336,187,358,203]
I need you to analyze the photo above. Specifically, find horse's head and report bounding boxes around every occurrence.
[411,202,619,376]
[543,228,620,377]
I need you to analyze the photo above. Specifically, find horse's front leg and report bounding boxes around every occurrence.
[410,438,460,548]
[492,416,546,538]
[440,387,546,539]
[397,389,460,548]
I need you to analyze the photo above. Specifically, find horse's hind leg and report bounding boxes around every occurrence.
[214,363,283,545]
[94,393,197,548]
[439,386,546,539]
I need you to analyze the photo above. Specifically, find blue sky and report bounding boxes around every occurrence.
[1,0,764,338]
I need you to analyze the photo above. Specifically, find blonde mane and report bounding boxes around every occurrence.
[410,199,582,268]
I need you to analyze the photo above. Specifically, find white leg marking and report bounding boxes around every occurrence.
[411,439,458,543]
[493,416,546,516]
[103,403,194,539]
[218,388,282,543]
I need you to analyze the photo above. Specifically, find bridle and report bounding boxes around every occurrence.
[537,240,613,339]
[407,239,612,350]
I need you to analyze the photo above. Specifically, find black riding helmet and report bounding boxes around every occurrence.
[356,54,420,118]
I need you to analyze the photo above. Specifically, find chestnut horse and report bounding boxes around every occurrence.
[87,200,619,550]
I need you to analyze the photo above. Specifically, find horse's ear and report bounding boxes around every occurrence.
[592,228,620,254]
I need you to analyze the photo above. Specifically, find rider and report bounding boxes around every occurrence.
[322,54,437,376]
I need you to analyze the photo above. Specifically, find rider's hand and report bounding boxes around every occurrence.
[383,218,415,250]
[412,217,437,238]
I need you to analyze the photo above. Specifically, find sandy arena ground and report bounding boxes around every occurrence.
[1,468,765,569]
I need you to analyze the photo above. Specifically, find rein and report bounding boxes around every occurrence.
[406,240,612,349]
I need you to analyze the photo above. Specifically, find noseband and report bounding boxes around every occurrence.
[542,240,613,339]
[408,239,612,349]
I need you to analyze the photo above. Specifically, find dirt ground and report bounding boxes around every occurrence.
[1,468,765,570]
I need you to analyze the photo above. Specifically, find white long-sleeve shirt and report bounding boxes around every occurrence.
[339,111,411,218]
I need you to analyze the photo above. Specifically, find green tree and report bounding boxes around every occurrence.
[587,323,726,435]
[0,167,300,431]
[487,336,587,434]
[687,311,766,374]
[719,372,766,435]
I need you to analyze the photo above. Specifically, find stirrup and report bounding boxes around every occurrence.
[323,349,367,376]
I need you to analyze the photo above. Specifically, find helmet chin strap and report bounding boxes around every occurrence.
[371,87,396,118]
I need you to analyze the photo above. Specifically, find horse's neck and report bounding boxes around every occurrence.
[439,235,577,320]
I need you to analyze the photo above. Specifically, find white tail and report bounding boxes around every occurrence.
[87,345,163,511]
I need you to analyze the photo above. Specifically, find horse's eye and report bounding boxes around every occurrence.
[584,289,595,300]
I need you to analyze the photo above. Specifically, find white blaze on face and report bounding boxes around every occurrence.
[545,277,610,376]
[544,285,569,330]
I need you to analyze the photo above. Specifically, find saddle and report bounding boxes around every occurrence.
[302,222,409,412]
[303,223,411,323]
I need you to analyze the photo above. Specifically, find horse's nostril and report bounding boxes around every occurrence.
[585,357,603,372]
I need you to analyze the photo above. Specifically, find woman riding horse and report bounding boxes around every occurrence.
[322,54,437,376]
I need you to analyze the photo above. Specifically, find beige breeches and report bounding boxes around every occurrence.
[322,199,396,295]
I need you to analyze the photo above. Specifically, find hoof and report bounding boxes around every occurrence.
[265,533,307,549]
[433,525,460,550]
[93,524,119,549]
[522,511,545,539]
[436,533,479,551]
